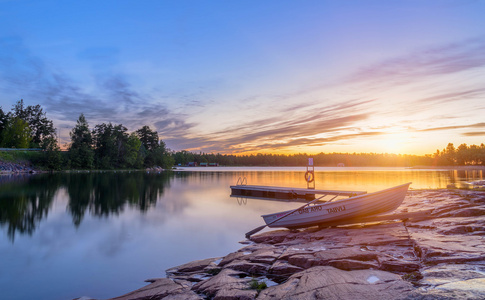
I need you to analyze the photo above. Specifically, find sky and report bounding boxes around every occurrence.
[1,0,485,155]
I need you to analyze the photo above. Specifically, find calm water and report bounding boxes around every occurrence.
[1,167,483,300]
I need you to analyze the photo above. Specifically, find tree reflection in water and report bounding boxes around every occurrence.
[0,174,60,241]
[0,171,175,241]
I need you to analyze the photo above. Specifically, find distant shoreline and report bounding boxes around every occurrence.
[410,165,485,170]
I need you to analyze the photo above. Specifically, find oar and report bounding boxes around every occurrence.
[245,193,332,239]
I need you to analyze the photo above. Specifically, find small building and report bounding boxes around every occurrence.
[208,163,219,167]
[199,162,208,167]
[186,162,197,167]
[337,163,345,167]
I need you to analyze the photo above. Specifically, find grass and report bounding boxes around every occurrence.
[0,150,42,163]
[248,278,267,292]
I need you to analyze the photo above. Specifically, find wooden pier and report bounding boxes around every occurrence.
[230,184,366,200]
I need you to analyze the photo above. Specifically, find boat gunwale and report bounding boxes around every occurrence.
[261,182,412,219]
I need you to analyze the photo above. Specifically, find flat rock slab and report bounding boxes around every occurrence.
[108,278,201,300]
[257,266,413,300]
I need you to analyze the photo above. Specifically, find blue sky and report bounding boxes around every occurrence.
[1,0,485,154]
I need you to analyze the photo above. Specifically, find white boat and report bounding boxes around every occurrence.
[261,182,411,229]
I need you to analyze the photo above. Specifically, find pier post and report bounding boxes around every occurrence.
[306,158,315,189]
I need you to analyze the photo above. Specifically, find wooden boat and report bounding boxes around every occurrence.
[261,182,411,229]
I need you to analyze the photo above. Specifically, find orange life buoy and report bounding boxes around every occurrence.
[304,171,314,183]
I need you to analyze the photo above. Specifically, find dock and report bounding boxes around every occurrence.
[230,184,367,200]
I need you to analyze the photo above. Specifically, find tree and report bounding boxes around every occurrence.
[0,107,7,146]
[1,117,31,148]
[11,99,56,148]
[136,126,159,151]
[92,123,131,169]
[69,114,94,169]
[456,143,469,165]
[125,132,144,168]
[43,135,63,170]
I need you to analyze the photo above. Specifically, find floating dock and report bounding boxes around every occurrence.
[230,184,367,200]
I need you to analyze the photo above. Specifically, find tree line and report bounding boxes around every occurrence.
[172,151,434,167]
[431,143,485,166]
[0,100,173,170]
[172,144,485,167]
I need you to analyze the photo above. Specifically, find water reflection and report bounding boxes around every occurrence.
[0,171,175,241]
[0,175,58,241]
[1,167,483,242]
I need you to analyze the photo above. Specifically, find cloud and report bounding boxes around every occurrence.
[225,131,385,153]
[169,97,376,153]
[419,122,485,132]
[0,37,194,143]
[419,88,485,104]
[346,37,485,86]
[463,132,485,137]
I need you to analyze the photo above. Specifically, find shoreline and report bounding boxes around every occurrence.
[82,188,485,300]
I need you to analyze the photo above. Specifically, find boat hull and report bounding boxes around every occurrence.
[262,183,411,229]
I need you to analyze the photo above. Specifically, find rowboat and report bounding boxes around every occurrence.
[261,182,411,229]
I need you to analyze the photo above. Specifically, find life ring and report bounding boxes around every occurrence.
[304,171,314,183]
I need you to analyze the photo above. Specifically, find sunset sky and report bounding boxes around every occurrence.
[1,0,484,155]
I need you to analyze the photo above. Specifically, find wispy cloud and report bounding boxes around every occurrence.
[0,37,194,145]
[419,122,485,132]
[346,37,485,87]
[171,97,377,153]
[463,132,485,137]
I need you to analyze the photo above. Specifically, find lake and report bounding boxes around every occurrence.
[1,167,483,300]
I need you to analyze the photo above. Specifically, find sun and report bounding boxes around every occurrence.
[375,133,413,154]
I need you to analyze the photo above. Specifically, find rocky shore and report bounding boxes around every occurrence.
[0,160,37,174]
[92,189,484,300]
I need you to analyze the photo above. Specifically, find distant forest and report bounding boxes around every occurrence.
[1,100,484,170]
[172,143,485,167]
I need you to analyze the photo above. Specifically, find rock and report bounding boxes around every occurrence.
[167,257,221,274]
[314,247,379,263]
[191,268,252,298]
[213,288,258,300]
[268,261,304,283]
[257,266,414,300]
[218,251,248,267]
[379,260,420,272]
[329,259,380,271]
[108,278,196,300]
[224,260,270,275]
[419,264,485,286]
